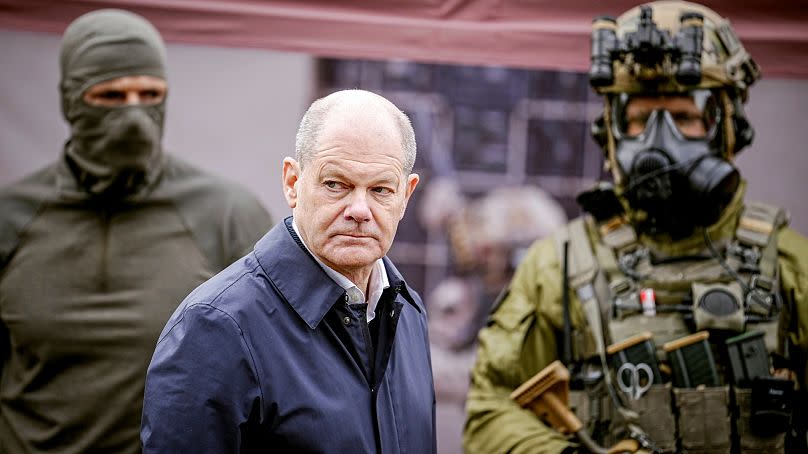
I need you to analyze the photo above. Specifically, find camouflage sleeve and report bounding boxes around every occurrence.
[463,237,574,454]
[776,227,808,388]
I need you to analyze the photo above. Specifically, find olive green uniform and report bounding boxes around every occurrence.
[0,154,271,453]
[463,187,808,453]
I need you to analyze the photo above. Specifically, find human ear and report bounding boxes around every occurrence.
[399,173,420,219]
[282,157,300,209]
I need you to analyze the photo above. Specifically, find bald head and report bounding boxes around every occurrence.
[295,89,417,174]
[283,89,420,290]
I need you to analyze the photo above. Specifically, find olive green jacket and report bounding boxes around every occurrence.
[463,189,808,454]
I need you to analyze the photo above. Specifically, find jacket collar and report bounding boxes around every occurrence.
[254,217,421,330]
[380,253,424,315]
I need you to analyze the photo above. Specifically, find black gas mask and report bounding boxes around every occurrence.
[612,90,739,239]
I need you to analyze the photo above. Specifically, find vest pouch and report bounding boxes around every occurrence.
[733,386,786,454]
[692,282,745,332]
[569,386,615,446]
[626,383,676,453]
[673,385,731,454]
[569,389,590,423]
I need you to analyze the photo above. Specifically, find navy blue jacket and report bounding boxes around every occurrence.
[142,217,436,453]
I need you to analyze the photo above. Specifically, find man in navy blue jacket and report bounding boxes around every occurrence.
[141,89,436,453]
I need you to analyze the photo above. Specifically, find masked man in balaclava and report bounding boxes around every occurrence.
[464,1,808,453]
[0,9,272,453]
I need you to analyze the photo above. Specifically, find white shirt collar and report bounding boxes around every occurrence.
[292,219,389,322]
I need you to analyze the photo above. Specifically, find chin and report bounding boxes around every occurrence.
[328,247,383,269]
[335,256,380,269]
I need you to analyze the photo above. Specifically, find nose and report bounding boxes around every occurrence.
[125,91,142,105]
[344,191,372,223]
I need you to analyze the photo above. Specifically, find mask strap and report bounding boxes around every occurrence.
[604,95,621,186]
[720,90,736,158]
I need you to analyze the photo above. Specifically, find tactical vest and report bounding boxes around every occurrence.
[555,202,790,454]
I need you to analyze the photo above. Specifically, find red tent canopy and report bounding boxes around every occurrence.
[1,0,807,78]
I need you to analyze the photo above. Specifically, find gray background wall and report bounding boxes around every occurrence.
[739,78,808,235]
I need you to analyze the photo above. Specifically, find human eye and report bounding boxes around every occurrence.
[371,187,393,195]
[628,112,651,126]
[672,112,704,128]
[324,180,345,191]
[673,112,701,122]
[672,112,707,137]
[99,90,126,100]
[140,89,163,102]
[624,111,651,136]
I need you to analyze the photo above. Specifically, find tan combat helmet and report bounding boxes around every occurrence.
[589,0,760,167]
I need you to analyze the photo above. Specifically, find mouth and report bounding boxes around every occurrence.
[332,232,377,242]
[334,233,372,239]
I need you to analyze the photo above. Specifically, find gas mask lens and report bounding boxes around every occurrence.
[615,89,719,139]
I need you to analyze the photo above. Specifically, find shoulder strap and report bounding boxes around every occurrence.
[554,217,641,424]
[554,217,598,289]
[736,201,788,278]
[734,201,788,317]
[553,217,613,358]
[594,219,638,299]
[736,202,788,248]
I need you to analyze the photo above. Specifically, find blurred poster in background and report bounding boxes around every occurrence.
[319,59,605,453]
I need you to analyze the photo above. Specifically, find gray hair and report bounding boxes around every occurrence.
[294,89,417,174]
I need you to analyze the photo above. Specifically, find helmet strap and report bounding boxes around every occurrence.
[720,90,736,158]
[604,95,622,185]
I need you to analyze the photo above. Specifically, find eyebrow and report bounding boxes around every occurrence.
[319,166,400,186]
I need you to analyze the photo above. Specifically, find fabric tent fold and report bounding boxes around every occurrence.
[0,0,806,77]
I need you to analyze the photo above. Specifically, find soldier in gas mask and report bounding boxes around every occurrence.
[464,1,808,453]
[0,9,271,453]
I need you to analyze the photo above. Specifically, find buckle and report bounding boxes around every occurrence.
[610,279,641,320]
[609,279,632,296]
[727,241,761,271]
[618,247,650,280]
[745,275,776,317]
[749,274,774,293]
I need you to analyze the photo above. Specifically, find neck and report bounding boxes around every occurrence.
[336,265,373,297]
[289,218,377,296]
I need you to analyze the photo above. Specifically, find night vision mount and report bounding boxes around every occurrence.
[589,6,704,88]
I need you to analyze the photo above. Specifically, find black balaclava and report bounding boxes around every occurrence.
[59,9,167,198]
